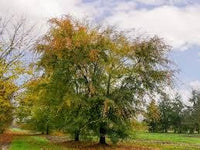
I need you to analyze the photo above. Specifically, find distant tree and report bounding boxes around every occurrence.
[145,99,160,132]
[181,106,193,133]
[189,90,200,133]
[177,90,200,134]
[159,94,173,133]
[0,79,16,133]
[16,77,52,134]
[171,93,184,133]
[0,16,35,133]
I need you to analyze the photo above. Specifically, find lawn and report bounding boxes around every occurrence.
[3,129,200,150]
[9,136,67,150]
[127,132,200,150]
[134,132,200,144]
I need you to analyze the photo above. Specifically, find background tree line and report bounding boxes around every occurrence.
[146,90,200,134]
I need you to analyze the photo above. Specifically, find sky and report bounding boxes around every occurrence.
[0,0,199,104]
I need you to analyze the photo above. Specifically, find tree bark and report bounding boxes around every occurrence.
[0,130,3,134]
[74,131,80,141]
[106,74,111,96]
[46,124,49,135]
[99,126,107,144]
[99,135,106,144]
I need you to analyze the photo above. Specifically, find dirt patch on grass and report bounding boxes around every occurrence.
[0,133,13,145]
[0,133,13,150]
[45,135,70,143]
[62,140,95,149]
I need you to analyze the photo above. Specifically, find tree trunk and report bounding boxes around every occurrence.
[106,74,111,96]
[46,125,49,135]
[0,129,3,134]
[99,126,107,144]
[74,131,80,141]
[174,129,176,133]
[164,126,167,133]
[99,135,106,144]
[189,128,194,134]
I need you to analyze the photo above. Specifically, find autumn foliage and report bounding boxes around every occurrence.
[14,16,174,144]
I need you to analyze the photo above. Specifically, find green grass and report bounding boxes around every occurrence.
[8,130,200,150]
[134,132,200,144]
[125,140,200,150]
[9,136,68,150]
[9,128,25,132]
[123,132,200,150]
[8,127,34,135]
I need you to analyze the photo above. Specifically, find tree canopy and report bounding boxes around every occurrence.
[15,16,174,144]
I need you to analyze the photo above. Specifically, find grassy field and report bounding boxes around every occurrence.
[135,132,200,144]
[129,132,200,150]
[2,129,200,150]
[9,136,67,150]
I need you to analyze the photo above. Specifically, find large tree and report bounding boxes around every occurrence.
[33,16,173,144]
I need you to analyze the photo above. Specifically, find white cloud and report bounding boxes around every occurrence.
[113,1,137,12]
[135,0,164,5]
[0,0,199,51]
[104,4,200,50]
[0,0,96,25]
[163,87,190,105]
[170,80,200,106]
[189,80,200,90]
[178,88,192,105]
[135,0,193,5]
